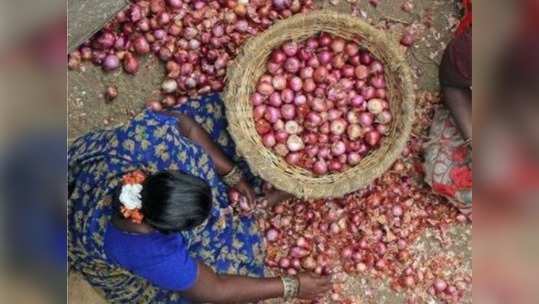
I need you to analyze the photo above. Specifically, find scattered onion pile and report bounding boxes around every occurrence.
[68,0,314,106]
[251,33,391,175]
[259,159,471,303]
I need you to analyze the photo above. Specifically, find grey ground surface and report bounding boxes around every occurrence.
[68,1,470,303]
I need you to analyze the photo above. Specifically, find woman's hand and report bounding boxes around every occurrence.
[296,273,332,300]
[234,179,256,205]
[263,189,294,207]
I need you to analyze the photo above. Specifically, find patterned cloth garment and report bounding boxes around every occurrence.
[68,93,267,303]
[424,107,472,213]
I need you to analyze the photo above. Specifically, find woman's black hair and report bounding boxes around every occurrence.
[141,171,212,233]
[111,171,212,233]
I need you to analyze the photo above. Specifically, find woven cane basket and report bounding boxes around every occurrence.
[224,10,415,199]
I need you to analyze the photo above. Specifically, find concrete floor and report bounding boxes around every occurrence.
[68,1,470,303]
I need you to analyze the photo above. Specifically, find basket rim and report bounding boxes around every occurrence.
[224,9,415,198]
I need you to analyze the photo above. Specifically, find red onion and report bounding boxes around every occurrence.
[300,67,314,79]
[284,57,300,73]
[253,105,267,120]
[260,74,273,83]
[269,92,282,107]
[285,152,301,165]
[258,82,274,96]
[290,246,309,258]
[161,79,178,93]
[309,98,327,112]
[286,135,304,152]
[294,94,307,105]
[306,37,319,49]
[330,119,347,135]
[266,228,279,241]
[262,133,277,148]
[362,86,375,100]
[360,51,373,65]
[302,78,316,92]
[272,0,291,11]
[345,43,359,56]
[282,41,298,56]
[264,106,281,123]
[318,33,332,46]
[284,120,301,134]
[123,53,139,74]
[401,0,414,12]
[374,88,387,99]
[400,32,415,47]
[80,47,92,60]
[371,76,386,89]
[271,50,287,64]
[271,75,286,91]
[302,256,316,270]
[279,257,291,268]
[342,65,355,78]
[313,160,328,175]
[331,38,345,53]
[306,112,322,127]
[350,95,365,107]
[298,47,313,61]
[358,112,374,127]
[328,109,343,121]
[304,145,318,158]
[434,279,448,292]
[167,0,182,8]
[104,85,118,101]
[289,77,303,92]
[307,57,320,67]
[251,93,264,106]
[346,124,363,140]
[369,61,384,74]
[347,152,362,165]
[234,4,247,16]
[367,98,384,114]
[128,5,142,22]
[354,65,368,79]
[319,122,330,134]
[365,131,381,146]
[146,99,162,111]
[287,268,297,275]
[275,131,288,143]
[331,141,346,156]
[255,119,272,134]
[317,51,332,64]
[267,62,281,75]
[103,54,120,71]
[96,31,115,49]
[281,89,294,103]
[328,160,343,172]
[280,105,296,120]
[274,119,285,131]
[376,110,392,124]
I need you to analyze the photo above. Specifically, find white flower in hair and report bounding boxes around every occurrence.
[119,184,143,210]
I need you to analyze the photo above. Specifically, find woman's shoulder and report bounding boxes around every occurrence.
[104,224,186,262]
[103,223,198,291]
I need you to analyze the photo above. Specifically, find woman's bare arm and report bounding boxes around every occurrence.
[172,112,235,176]
[442,86,472,141]
[183,262,332,304]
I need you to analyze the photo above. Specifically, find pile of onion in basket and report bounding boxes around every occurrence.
[252,33,391,175]
[68,0,314,107]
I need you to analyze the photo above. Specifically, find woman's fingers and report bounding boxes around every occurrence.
[246,187,256,205]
